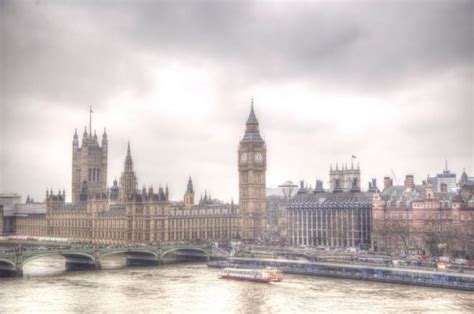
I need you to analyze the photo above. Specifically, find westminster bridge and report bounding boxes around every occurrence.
[0,244,225,277]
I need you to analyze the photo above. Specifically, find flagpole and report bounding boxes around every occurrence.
[89,105,92,137]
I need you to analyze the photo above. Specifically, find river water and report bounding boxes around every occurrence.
[0,256,473,313]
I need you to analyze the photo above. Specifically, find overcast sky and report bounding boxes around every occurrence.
[1,0,473,203]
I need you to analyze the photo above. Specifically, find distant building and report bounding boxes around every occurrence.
[287,164,374,249]
[459,169,474,187]
[372,174,474,256]
[288,183,372,248]
[459,169,474,209]
[0,194,47,236]
[429,160,457,193]
[266,187,285,198]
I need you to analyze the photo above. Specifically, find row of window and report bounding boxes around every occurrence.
[374,212,472,220]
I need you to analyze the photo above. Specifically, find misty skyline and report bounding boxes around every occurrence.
[1,0,473,203]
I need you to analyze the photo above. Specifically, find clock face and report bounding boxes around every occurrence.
[240,153,247,162]
[255,152,263,163]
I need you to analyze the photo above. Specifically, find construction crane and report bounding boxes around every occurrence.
[391,169,400,185]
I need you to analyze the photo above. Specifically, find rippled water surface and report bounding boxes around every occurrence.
[0,256,473,313]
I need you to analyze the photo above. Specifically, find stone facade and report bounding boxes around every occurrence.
[329,161,361,192]
[5,151,240,245]
[72,126,108,204]
[13,202,48,236]
[287,179,372,248]
[3,106,267,244]
[238,102,267,240]
[287,164,373,249]
[266,194,288,243]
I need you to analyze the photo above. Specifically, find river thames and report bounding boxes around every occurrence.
[0,256,473,313]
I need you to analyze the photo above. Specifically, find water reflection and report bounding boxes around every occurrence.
[23,255,67,277]
[101,255,127,269]
[1,258,473,313]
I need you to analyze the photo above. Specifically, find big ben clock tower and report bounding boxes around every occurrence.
[238,99,267,241]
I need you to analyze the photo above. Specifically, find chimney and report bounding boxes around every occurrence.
[405,174,415,191]
[383,177,392,191]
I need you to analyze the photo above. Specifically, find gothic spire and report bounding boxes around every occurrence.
[246,98,259,126]
[124,141,134,172]
[102,128,107,142]
[241,98,264,143]
[187,176,194,193]
[73,128,79,148]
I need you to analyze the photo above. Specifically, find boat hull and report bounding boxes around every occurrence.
[220,275,271,283]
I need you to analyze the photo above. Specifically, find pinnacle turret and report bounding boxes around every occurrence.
[119,141,137,203]
[73,128,79,148]
[102,128,107,143]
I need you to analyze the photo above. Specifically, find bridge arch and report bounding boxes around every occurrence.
[23,252,96,266]
[0,258,17,276]
[101,249,159,259]
[100,250,129,259]
[0,258,16,268]
[160,247,209,259]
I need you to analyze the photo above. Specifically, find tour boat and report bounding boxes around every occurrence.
[265,267,284,282]
[219,268,272,283]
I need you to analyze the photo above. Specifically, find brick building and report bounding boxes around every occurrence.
[372,174,474,256]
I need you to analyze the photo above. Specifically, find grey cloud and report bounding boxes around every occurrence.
[122,1,472,91]
[1,0,472,201]
[1,2,154,106]
[3,1,473,106]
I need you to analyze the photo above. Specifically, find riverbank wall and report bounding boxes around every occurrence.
[208,257,474,291]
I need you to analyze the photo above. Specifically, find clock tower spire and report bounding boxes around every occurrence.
[238,99,267,241]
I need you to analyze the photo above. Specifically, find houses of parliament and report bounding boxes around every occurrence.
[0,103,267,244]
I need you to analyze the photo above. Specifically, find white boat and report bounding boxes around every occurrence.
[219,268,272,283]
